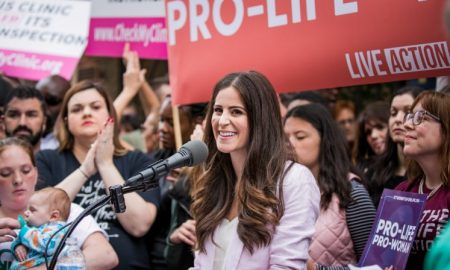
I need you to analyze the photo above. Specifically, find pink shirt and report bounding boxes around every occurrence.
[191,163,320,270]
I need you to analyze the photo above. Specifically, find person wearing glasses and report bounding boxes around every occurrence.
[395,91,450,270]
[367,86,424,206]
[35,75,71,150]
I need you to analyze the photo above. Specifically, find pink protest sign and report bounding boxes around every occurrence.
[0,0,91,81]
[85,0,167,60]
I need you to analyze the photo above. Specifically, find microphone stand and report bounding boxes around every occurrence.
[48,180,159,270]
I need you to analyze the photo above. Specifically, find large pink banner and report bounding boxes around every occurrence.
[0,49,79,81]
[85,17,168,60]
[166,0,450,105]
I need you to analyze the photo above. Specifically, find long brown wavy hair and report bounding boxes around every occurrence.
[191,71,294,254]
[406,91,450,187]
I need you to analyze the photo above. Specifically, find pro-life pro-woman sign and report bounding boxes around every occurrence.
[359,189,427,270]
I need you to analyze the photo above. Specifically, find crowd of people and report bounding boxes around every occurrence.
[0,41,449,270]
[1,64,449,270]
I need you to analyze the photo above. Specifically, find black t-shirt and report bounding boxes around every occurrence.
[372,175,407,207]
[36,149,161,270]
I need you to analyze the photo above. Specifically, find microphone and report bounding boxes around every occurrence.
[125,140,208,187]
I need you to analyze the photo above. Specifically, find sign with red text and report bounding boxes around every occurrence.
[85,0,167,60]
[0,0,90,81]
[166,0,450,105]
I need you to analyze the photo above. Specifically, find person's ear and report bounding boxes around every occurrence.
[42,120,46,133]
[49,210,61,221]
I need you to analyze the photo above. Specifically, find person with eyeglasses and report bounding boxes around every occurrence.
[35,75,70,126]
[35,75,71,150]
[366,86,425,207]
[394,91,450,270]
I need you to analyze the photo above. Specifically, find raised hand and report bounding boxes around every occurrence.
[123,49,146,96]
[122,42,131,66]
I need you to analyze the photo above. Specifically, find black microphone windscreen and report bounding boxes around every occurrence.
[182,140,208,166]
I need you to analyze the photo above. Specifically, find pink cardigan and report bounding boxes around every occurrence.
[191,163,320,270]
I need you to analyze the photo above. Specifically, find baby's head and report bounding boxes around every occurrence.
[24,187,71,227]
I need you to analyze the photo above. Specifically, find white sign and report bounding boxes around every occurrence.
[0,0,91,80]
[91,0,165,18]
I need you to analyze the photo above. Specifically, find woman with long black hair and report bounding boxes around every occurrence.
[284,103,376,270]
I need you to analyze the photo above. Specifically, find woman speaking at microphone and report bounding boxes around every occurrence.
[190,71,320,269]
[35,80,160,269]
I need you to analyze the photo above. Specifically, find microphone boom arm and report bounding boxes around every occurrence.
[49,140,208,269]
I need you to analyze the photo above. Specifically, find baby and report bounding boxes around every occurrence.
[10,187,71,270]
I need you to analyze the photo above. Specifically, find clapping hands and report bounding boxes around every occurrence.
[80,117,115,177]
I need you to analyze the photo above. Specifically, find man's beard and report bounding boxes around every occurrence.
[6,125,43,146]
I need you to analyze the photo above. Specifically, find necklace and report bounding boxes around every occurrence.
[418,178,442,200]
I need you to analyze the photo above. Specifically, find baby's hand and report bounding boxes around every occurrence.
[15,244,28,261]
[17,215,27,228]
